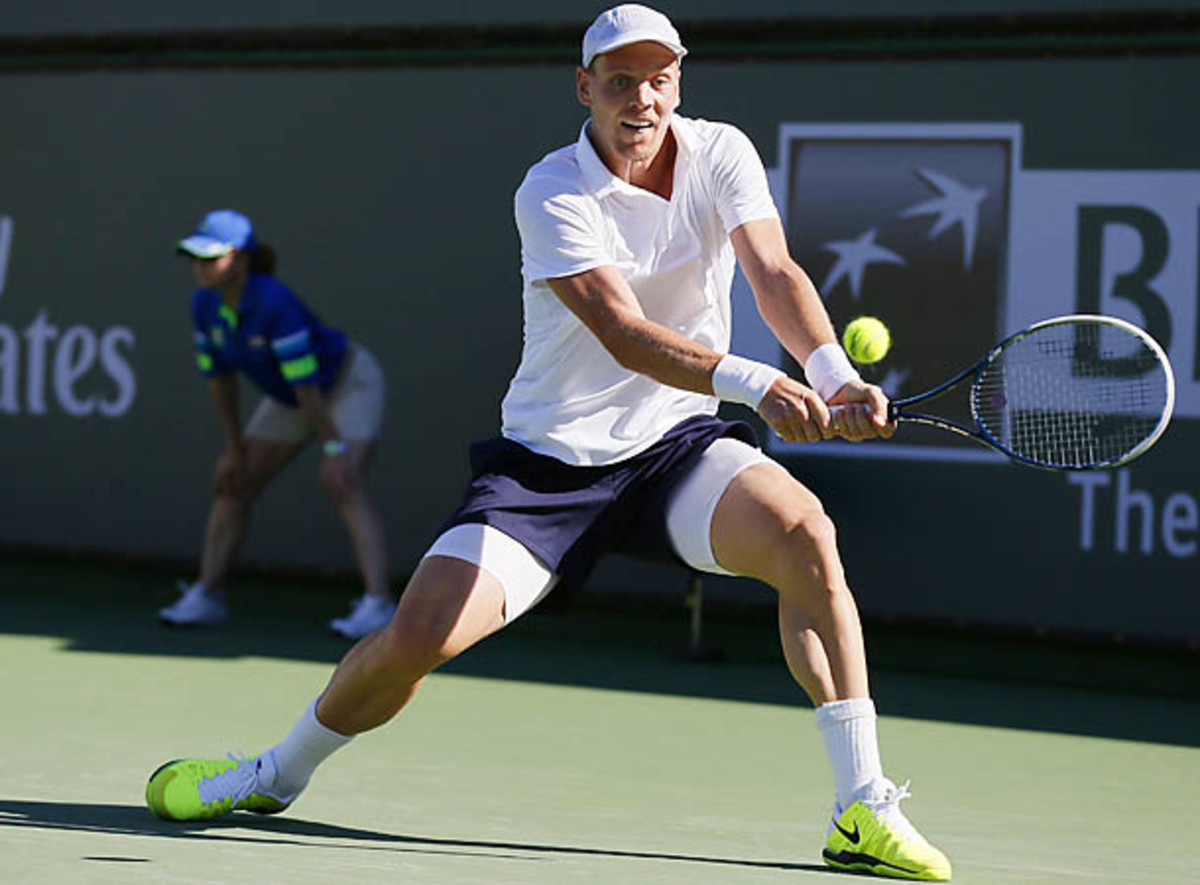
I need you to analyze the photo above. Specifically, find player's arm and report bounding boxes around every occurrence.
[267,298,348,460]
[731,218,893,441]
[547,266,719,392]
[294,382,354,499]
[193,301,242,450]
[546,267,830,444]
[206,374,248,494]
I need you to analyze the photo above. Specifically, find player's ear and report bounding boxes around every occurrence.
[576,66,593,107]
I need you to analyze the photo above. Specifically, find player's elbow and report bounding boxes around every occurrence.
[752,260,809,302]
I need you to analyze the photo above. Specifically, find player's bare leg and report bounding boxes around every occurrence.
[777,599,839,705]
[707,461,950,880]
[318,556,506,733]
[147,555,509,820]
[708,462,869,702]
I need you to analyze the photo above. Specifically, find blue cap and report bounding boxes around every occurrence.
[177,209,257,258]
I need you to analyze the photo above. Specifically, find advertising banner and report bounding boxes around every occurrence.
[731,122,1198,642]
[0,215,137,419]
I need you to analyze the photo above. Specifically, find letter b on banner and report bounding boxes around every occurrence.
[1076,206,1173,375]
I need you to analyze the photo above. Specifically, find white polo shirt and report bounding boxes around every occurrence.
[502,115,780,466]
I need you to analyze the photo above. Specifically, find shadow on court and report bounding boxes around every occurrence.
[2,556,1198,748]
[0,799,833,875]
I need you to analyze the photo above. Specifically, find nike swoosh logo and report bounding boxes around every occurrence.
[834,819,861,845]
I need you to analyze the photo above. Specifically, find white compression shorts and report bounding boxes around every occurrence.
[422,436,778,623]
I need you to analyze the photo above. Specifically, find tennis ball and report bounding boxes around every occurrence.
[842,316,891,364]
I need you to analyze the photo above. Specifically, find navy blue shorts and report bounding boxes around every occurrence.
[442,414,759,587]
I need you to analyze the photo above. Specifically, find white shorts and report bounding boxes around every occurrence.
[423,436,777,623]
[245,343,385,443]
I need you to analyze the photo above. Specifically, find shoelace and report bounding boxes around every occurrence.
[864,779,912,809]
[197,753,260,807]
[863,780,925,844]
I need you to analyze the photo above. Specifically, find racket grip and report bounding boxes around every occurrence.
[828,403,897,421]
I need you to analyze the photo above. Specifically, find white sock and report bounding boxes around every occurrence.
[815,697,884,810]
[259,698,354,798]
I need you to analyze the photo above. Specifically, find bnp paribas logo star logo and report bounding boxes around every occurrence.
[776,124,1020,451]
[821,167,990,299]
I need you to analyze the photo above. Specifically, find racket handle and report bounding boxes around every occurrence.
[828,403,897,421]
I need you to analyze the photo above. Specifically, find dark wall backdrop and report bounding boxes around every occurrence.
[1,9,1197,645]
[6,0,1197,35]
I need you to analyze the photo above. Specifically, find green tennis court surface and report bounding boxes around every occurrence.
[1,558,1197,884]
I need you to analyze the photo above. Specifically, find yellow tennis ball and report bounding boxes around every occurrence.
[842,316,891,364]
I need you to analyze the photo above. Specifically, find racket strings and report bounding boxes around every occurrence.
[973,323,1170,469]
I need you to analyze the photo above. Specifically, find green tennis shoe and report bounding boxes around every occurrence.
[145,754,294,821]
[822,780,952,881]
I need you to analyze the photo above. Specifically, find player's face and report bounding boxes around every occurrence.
[578,42,681,175]
[190,250,242,291]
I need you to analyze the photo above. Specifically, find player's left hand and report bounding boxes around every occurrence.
[827,380,896,441]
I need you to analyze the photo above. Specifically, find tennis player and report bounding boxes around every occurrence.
[147,9,951,880]
[159,209,398,640]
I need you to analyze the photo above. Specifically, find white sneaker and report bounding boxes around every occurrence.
[159,581,229,627]
[330,593,396,639]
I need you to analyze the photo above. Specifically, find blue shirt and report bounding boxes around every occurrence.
[191,273,348,407]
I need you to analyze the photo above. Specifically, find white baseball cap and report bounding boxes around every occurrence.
[582,4,688,68]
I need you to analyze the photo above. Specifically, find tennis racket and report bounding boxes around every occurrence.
[831,314,1175,470]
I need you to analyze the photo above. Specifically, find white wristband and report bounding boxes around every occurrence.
[803,343,861,401]
[711,354,786,408]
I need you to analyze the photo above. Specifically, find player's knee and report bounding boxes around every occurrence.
[764,508,843,591]
[793,508,838,556]
[372,607,458,676]
[369,627,438,679]
[773,504,835,555]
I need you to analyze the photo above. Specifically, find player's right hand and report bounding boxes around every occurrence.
[757,377,834,444]
[827,379,896,442]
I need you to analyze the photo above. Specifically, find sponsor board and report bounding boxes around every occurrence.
[730,123,1200,565]
[0,215,137,417]
[737,122,1198,452]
